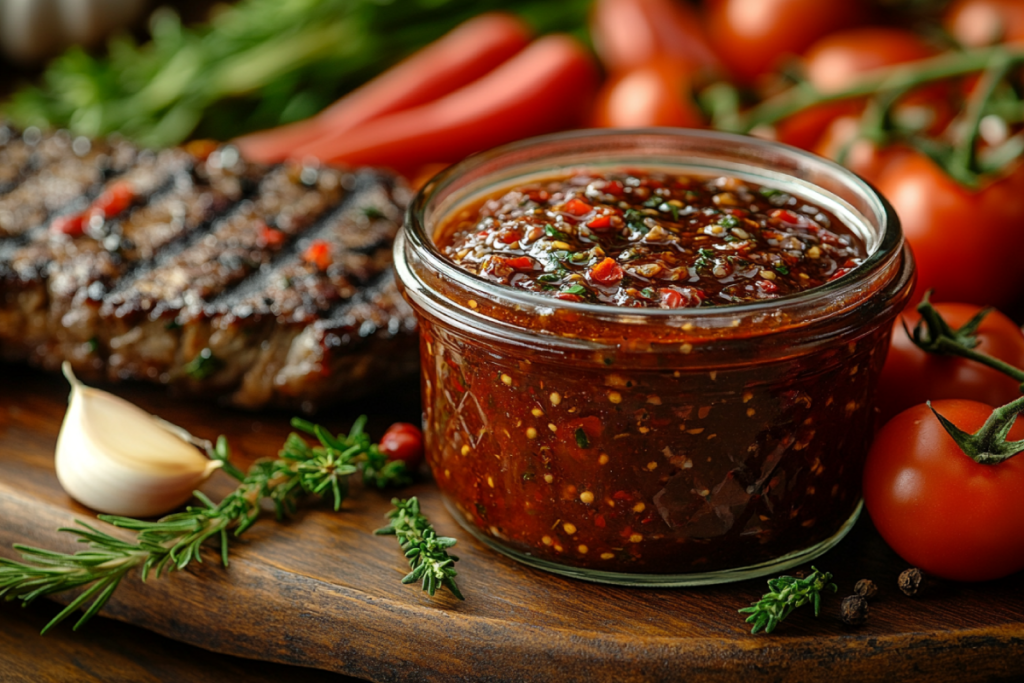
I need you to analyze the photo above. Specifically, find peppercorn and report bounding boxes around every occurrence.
[898,567,925,596]
[840,595,869,626]
[854,578,878,600]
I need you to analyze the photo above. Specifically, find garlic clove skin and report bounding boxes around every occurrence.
[55,363,222,517]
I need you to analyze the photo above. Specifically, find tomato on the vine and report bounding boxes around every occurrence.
[590,0,719,73]
[876,303,1024,423]
[591,58,705,129]
[379,422,424,469]
[705,0,866,83]
[779,27,938,151]
[863,399,1024,581]
[945,0,1024,47]
[874,152,1024,309]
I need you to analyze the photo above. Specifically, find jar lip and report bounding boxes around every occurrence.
[403,127,904,323]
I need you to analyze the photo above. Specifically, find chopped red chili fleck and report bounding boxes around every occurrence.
[50,213,85,237]
[505,256,534,270]
[259,224,285,248]
[590,257,624,286]
[303,240,332,270]
[563,198,592,216]
[91,182,135,220]
[586,215,613,230]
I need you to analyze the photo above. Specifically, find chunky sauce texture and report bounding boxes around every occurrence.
[438,171,866,308]
[418,169,892,576]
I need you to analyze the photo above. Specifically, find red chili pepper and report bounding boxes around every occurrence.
[604,180,625,195]
[613,490,633,501]
[555,293,583,302]
[594,514,607,528]
[771,209,803,225]
[90,182,135,220]
[302,240,333,270]
[590,257,624,285]
[659,288,684,308]
[504,256,534,270]
[586,215,613,230]
[498,229,522,244]
[259,224,285,248]
[563,198,593,216]
[50,213,85,237]
[758,279,779,293]
[829,268,850,281]
[288,35,599,175]
[234,13,534,163]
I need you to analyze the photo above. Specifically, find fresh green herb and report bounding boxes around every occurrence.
[522,472,535,481]
[694,248,716,270]
[574,427,590,449]
[363,206,386,220]
[660,202,680,221]
[738,566,837,634]
[640,287,655,298]
[0,417,412,634]
[544,224,569,241]
[758,188,782,198]
[376,497,463,600]
[183,348,222,380]
[164,319,182,331]
[4,0,593,146]
[562,284,587,296]
[642,197,662,209]
[774,264,790,276]
[537,273,561,283]
[624,208,648,232]
[570,251,589,262]
[719,214,740,229]
[86,337,99,354]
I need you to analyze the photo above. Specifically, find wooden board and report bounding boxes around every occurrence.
[2,364,1024,683]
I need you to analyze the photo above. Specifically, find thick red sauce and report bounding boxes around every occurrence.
[418,170,892,576]
[438,171,865,308]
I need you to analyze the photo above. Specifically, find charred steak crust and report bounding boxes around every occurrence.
[0,125,418,411]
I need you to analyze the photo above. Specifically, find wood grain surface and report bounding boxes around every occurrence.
[2,364,1023,683]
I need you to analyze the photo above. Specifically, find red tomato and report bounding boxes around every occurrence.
[945,0,1024,47]
[813,117,910,184]
[590,0,720,73]
[591,58,705,129]
[876,303,1024,423]
[778,28,937,151]
[705,0,866,83]
[863,399,1024,581]
[874,153,1024,309]
[379,422,424,469]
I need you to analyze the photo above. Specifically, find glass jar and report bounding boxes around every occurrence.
[395,129,914,586]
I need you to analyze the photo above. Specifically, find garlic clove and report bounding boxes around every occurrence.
[55,363,222,517]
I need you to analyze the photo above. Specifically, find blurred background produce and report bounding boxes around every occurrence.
[2,0,1024,310]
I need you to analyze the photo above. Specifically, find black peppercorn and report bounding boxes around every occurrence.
[854,578,878,600]
[899,567,925,596]
[840,595,869,625]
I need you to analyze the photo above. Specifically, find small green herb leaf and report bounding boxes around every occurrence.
[575,427,590,449]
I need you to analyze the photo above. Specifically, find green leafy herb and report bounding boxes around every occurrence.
[640,287,655,298]
[624,208,648,232]
[544,224,569,241]
[537,273,561,283]
[574,427,590,448]
[719,214,740,229]
[376,497,463,600]
[738,566,837,634]
[363,206,386,220]
[563,284,587,296]
[660,202,680,221]
[774,264,790,276]
[183,348,222,380]
[0,417,412,634]
[694,248,716,270]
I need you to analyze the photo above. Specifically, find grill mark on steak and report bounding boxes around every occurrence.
[0,131,418,411]
[0,135,138,240]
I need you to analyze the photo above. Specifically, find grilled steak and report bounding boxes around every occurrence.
[0,125,417,411]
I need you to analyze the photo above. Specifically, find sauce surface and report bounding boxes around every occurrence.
[438,171,866,307]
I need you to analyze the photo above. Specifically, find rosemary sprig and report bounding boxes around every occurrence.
[0,416,411,634]
[739,567,837,634]
[376,497,464,600]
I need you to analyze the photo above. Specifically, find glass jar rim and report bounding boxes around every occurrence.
[399,128,907,341]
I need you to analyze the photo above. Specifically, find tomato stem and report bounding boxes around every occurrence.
[948,52,1014,186]
[929,395,1024,465]
[909,293,1024,387]
[723,46,1024,135]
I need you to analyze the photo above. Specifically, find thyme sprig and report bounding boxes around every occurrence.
[0,416,411,634]
[739,567,837,634]
[376,497,463,600]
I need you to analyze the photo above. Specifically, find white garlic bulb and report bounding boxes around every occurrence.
[55,363,222,517]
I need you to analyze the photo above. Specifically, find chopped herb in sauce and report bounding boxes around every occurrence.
[438,171,865,307]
